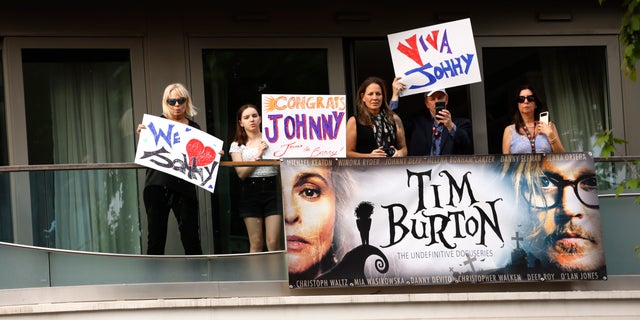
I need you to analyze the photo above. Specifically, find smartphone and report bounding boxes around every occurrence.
[435,101,446,115]
[539,111,549,125]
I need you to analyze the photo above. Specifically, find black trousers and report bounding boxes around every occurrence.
[143,186,202,255]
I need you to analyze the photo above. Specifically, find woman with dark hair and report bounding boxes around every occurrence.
[346,76,407,157]
[502,84,565,154]
[229,104,282,252]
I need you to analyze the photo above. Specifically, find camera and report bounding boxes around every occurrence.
[383,147,396,157]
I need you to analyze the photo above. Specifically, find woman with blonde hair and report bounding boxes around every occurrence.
[136,83,203,255]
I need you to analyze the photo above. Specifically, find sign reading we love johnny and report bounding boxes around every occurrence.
[134,114,224,193]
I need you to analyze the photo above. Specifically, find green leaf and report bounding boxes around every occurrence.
[601,145,615,158]
[631,14,640,31]
[594,135,608,147]
[613,137,629,144]
[615,184,625,196]
[626,178,640,190]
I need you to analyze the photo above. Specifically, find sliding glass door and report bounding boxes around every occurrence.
[3,38,147,254]
[189,38,344,253]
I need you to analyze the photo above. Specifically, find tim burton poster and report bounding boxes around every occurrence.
[135,114,223,193]
[281,153,607,289]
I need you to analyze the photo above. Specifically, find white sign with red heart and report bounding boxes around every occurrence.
[134,114,224,193]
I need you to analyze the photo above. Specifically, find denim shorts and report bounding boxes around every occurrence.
[238,176,279,218]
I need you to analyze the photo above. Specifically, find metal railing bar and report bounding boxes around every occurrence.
[0,161,282,172]
[0,156,636,173]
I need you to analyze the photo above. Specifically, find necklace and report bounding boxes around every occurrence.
[522,125,536,153]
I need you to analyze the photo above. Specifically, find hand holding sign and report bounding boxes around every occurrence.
[135,114,224,193]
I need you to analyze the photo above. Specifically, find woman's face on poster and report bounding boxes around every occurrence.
[282,165,336,274]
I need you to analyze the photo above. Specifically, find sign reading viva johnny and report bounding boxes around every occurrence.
[388,18,482,97]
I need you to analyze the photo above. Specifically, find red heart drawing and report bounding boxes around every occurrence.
[186,139,216,167]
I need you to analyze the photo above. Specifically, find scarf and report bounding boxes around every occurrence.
[371,109,396,149]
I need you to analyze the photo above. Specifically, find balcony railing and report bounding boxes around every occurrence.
[0,156,638,290]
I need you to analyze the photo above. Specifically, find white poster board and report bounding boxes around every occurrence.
[134,114,223,193]
[388,18,481,97]
[261,94,347,159]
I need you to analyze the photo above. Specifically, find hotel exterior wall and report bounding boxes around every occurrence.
[0,1,635,153]
[1,1,639,317]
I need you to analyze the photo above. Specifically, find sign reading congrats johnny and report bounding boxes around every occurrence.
[135,114,223,193]
[388,18,481,97]
[261,94,347,159]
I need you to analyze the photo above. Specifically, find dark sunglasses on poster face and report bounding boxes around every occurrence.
[517,95,535,103]
[167,97,187,105]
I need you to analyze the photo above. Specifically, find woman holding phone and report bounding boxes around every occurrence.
[502,84,565,154]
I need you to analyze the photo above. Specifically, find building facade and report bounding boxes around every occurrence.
[1,0,639,318]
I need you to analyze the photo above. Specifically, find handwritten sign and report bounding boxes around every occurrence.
[261,94,347,159]
[388,18,481,97]
[134,114,223,193]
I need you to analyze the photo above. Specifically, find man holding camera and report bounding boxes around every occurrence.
[390,83,473,156]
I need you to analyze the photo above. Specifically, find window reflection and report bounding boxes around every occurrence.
[202,49,329,253]
[21,49,140,253]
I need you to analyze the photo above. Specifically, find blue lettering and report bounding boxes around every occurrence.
[148,122,174,146]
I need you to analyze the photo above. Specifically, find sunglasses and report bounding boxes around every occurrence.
[167,97,187,106]
[517,95,535,103]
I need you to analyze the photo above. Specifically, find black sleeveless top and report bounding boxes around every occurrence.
[354,116,397,154]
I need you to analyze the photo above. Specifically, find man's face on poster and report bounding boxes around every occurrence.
[527,158,605,272]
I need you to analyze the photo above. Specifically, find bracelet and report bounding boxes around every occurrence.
[549,136,558,144]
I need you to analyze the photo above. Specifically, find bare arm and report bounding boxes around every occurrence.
[547,122,565,153]
[230,140,267,180]
[391,77,404,101]
[392,114,408,157]
[502,125,512,154]
[230,151,256,180]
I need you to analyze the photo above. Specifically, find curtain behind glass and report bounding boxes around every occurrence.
[23,51,141,253]
[540,47,610,153]
[483,46,611,155]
